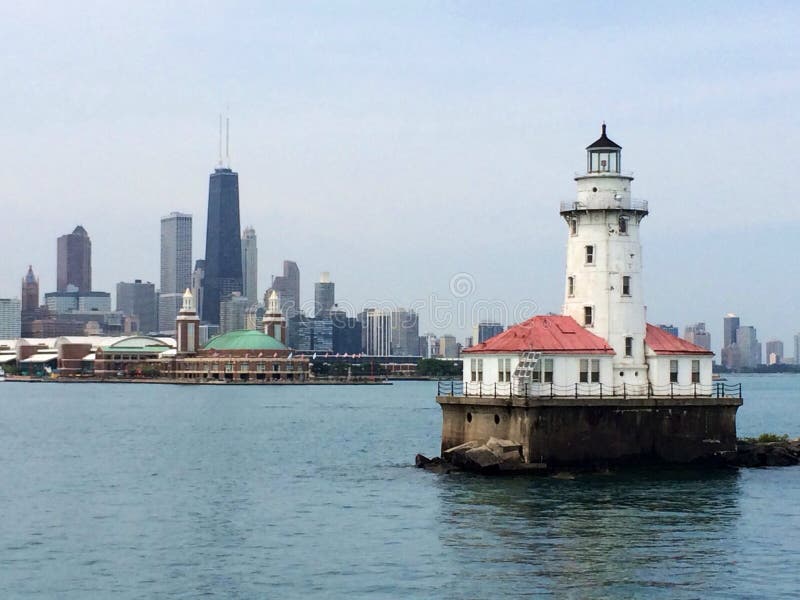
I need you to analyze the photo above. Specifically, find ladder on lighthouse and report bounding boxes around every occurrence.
[512,351,541,396]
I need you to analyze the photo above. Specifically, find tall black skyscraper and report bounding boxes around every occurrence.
[202,165,243,325]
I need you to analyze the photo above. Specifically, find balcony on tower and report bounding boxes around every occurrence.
[560,197,648,216]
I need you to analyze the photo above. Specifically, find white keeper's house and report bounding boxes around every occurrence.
[462,125,713,398]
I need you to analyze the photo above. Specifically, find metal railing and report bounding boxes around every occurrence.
[559,198,648,213]
[574,170,635,178]
[437,380,742,400]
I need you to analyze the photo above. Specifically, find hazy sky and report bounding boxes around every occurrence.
[2,2,798,350]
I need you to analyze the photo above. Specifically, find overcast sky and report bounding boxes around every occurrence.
[1,1,798,350]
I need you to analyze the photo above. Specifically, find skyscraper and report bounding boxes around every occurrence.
[419,333,438,358]
[219,292,249,334]
[192,259,205,321]
[331,310,362,354]
[438,335,459,358]
[160,212,192,294]
[21,266,39,315]
[202,165,243,325]
[473,322,504,344]
[290,315,334,353]
[268,261,300,317]
[723,314,740,349]
[158,293,183,333]
[657,324,679,337]
[0,298,22,338]
[116,280,157,334]
[57,225,91,292]
[360,308,391,355]
[391,308,419,356]
[765,340,784,365]
[241,226,258,305]
[721,313,741,369]
[314,272,335,318]
[20,266,41,337]
[736,326,761,368]
[683,322,711,351]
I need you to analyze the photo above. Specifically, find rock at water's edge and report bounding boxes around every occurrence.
[442,437,525,473]
[415,454,454,474]
[729,439,800,467]
[418,438,800,474]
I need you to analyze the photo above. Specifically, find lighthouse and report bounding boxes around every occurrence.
[438,124,740,467]
[561,124,649,387]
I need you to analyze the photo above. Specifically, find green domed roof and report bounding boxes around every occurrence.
[204,329,287,351]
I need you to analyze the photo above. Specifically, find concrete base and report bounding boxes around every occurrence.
[437,395,743,466]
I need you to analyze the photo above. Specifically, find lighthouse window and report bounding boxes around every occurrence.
[470,358,484,382]
[618,216,628,234]
[670,360,679,383]
[692,360,700,383]
[543,358,554,383]
[583,306,594,327]
[585,245,595,264]
[625,337,633,357]
[568,276,575,297]
[580,359,600,383]
[498,358,512,382]
[622,276,631,296]
[570,218,577,235]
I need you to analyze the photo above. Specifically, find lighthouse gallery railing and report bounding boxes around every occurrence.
[559,198,649,213]
[437,380,742,400]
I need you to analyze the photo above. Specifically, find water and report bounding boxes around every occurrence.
[1,375,800,598]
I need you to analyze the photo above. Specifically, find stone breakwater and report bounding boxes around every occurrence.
[416,437,800,474]
[732,439,800,467]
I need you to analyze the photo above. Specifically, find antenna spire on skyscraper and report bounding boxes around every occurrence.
[225,115,230,167]
[218,114,223,167]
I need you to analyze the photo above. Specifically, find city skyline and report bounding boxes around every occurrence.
[8,224,800,357]
[1,3,799,346]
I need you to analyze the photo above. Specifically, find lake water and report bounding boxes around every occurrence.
[1,374,800,598]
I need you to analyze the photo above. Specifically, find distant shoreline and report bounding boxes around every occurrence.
[2,376,395,386]
[714,366,800,375]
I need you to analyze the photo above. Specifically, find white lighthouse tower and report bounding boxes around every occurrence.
[561,124,649,388]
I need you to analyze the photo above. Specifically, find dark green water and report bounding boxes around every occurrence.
[1,376,799,598]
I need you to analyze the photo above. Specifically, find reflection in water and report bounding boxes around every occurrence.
[437,469,741,597]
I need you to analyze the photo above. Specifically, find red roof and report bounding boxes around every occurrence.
[645,324,713,355]
[464,315,615,355]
